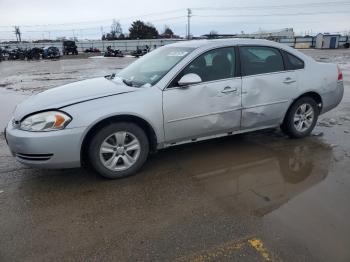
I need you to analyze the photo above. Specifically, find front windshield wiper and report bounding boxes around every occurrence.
[104,73,116,80]
[122,78,134,87]
[105,74,135,87]
[106,74,143,88]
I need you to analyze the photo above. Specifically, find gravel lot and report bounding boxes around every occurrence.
[0,49,350,261]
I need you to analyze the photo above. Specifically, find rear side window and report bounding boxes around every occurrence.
[283,51,305,70]
[240,46,284,76]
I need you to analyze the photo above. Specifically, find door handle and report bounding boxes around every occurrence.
[221,86,237,94]
[283,77,296,84]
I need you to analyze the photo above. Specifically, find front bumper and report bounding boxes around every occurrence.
[5,120,86,169]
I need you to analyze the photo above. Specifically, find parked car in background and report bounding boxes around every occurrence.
[8,48,26,60]
[4,47,43,61]
[63,40,78,55]
[0,46,10,60]
[104,46,124,57]
[5,39,344,179]
[84,47,101,53]
[0,48,4,62]
[131,45,150,57]
[25,47,43,60]
[42,46,60,59]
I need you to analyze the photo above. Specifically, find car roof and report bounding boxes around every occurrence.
[168,38,282,48]
[167,38,312,61]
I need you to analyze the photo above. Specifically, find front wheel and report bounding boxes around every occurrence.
[88,122,149,179]
[281,97,319,138]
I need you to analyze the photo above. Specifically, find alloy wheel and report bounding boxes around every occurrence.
[99,131,141,171]
[293,103,314,132]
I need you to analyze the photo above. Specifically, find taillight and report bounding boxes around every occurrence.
[338,65,343,81]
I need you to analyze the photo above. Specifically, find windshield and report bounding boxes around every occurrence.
[117,46,194,87]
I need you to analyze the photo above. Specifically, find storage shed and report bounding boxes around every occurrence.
[295,36,314,48]
[315,33,340,49]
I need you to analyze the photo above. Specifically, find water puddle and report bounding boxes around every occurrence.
[0,89,30,129]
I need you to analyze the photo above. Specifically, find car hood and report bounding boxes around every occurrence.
[14,77,137,120]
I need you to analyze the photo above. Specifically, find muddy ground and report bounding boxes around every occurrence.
[0,49,350,261]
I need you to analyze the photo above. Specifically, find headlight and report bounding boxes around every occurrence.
[20,111,72,131]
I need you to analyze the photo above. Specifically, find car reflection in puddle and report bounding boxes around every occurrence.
[170,132,332,216]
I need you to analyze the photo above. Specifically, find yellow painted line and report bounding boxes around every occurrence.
[176,237,279,262]
[175,239,246,262]
[248,238,272,261]
[190,241,244,262]
[175,237,251,262]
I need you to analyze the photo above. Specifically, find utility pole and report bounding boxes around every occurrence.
[101,26,105,52]
[187,8,192,40]
[14,26,21,42]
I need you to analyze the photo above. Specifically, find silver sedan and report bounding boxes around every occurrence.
[5,39,344,179]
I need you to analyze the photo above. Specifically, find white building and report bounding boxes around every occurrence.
[315,33,340,49]
[251,28,295,40]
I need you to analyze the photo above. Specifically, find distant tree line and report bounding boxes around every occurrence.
[102,20,178,40]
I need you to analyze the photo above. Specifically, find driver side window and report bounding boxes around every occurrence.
[173,47,236,86]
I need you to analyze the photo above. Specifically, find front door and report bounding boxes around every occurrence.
[163,47,242,143]
[239,46,299,129]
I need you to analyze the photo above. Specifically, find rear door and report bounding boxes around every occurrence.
[239,46,299,129]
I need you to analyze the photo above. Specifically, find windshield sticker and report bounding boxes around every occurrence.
[150,74,159,81]
[167,51,188,57]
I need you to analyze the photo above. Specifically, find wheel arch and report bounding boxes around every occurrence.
[80,114,158,166]
[297,91,323,108]
[283,91,323,122]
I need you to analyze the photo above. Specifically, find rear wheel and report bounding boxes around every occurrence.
[281,97,319,138]
[88,122,149,179]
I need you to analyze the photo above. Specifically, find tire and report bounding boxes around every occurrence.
[88,122,149,179]
[281,97,319,138]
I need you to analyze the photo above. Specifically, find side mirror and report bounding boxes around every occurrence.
[178,73,202,87]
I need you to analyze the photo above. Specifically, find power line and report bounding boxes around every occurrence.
[1,8,346,34]
[194,10,350,18]
[1,1,349,40]
[0,16,187,40]
[146,16,186,23]
[0,9,186,28]
[0,1,348,29]
[0,16,186,35]
[192,1,350,11]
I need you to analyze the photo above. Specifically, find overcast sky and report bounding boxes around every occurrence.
[0,0,349,40]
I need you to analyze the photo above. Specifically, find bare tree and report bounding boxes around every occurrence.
[111,19,123,38]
